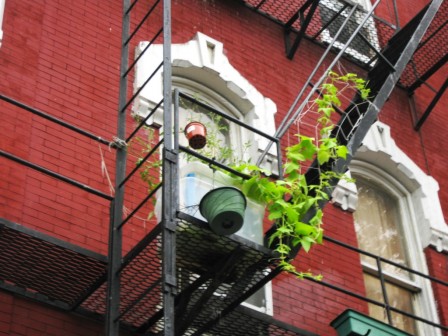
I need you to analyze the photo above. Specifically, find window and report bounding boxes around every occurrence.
[134,32,278,171]
[134,32,277,315]
[353,178,417,334]
[319,0,380,64]
[331,121,446,335]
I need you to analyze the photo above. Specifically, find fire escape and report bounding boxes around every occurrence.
[0,0,447,335]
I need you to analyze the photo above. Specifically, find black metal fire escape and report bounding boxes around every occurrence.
[0,0,446,335]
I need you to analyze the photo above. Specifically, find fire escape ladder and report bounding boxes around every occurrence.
[291,0,444,243]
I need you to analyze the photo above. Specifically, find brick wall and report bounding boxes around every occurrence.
[1,0,446,334]
[425,247,448,335]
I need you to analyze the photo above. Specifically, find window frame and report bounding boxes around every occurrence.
[350,160,442,335]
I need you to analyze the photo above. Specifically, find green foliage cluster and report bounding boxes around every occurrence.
[130,72,369,278]
[229,71,369,279]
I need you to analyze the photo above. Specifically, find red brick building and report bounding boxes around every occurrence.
[0,0,447,335]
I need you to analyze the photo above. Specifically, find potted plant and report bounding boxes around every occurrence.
[184,121,207,149]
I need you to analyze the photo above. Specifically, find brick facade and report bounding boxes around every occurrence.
[1,0,446,335]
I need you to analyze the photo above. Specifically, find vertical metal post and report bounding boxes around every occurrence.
[162,1,176,335]
[105,0,130,335]
[376,257,393,325]
[392,0,400,28]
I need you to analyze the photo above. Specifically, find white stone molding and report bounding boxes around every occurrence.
[0,0,5,47]
[133,32,278,168]
[335,121,448,252]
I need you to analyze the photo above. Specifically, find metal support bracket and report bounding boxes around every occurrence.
[164,149,178,163]
[284,0,320,59]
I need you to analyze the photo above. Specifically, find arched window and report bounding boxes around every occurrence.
[352,173,417,334]
[134,32,278,172]
[334,121,447,335]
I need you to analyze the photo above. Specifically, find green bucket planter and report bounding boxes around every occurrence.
[331,310,412,336]
[199,187,247,236]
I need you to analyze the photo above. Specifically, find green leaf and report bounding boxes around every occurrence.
[285,206,298,223]
[268,210,283,221]
[277,225,293,235]
[319,107,334,118]
[276,243,291,255]
[301,239,312,253]
[336,145,348,159]
[316,228,324,244]
[295,222,315,236]
[284,161,301,174]
[317,149,330,164]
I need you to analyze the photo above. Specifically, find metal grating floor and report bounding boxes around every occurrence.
[239,0,446,90]
[0,216,313,335]
[400,0,447,88]
[0,218,107,310]
[240,0,396,64]
[82,213,312,335]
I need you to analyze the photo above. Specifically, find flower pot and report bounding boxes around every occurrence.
[199,187,247,236]
[184,121,207,149]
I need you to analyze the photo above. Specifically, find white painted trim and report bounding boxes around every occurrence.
[134,32,278,172]
[0,0,5,47]
[331,170,358,212]
[333,121,448,252]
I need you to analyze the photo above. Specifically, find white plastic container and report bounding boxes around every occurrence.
[178,162,265,244]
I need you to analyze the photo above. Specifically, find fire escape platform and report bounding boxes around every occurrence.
[0,216,312,336]
[82,212,289,335]
[0,217,107,310]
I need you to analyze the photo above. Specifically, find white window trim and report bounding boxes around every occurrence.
[133,32,278,173]
[362,263,421,293]
[0,0,5,47]
[319,0,380,64]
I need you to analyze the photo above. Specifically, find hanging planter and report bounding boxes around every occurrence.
[184,121,207,149]
[199,187,247,236]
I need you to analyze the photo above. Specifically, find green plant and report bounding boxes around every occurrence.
[229,71,369,279]
[127,119,162,220]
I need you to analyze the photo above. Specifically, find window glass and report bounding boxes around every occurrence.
[354,181,410,276]
[175,81,245,165]
[178,95,235,163]
[364,273,416,334]
[0,0,5,47]
[354,178,417,333]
